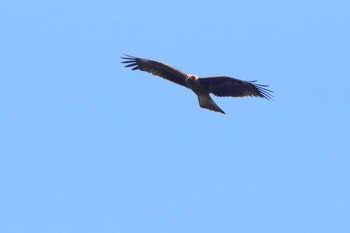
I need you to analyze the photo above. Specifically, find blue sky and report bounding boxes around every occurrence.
[1,0,349,232]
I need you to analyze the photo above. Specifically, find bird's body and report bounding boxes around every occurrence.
[185,74,225,113]
[122,55,273,114]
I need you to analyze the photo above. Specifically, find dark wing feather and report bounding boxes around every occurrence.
[200,76,273,100]
[121,55,188,88]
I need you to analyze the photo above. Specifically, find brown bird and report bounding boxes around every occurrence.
[121,55,273,114]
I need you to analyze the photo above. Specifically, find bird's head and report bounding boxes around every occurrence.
[186,74,200,82]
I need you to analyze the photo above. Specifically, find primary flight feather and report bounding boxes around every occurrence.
[121,55,273,114]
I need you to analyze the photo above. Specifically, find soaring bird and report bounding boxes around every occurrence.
[121,55,273,114]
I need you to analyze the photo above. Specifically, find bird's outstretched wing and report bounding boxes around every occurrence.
[200,76,273,100]
[121,55,188,88]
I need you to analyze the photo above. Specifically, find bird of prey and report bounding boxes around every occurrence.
[121,55,273,114]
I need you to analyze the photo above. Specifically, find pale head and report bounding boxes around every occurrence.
[186,74,200,81]
[185,74,201,92]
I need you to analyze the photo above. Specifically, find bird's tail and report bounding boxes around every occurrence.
[198,95,225,114]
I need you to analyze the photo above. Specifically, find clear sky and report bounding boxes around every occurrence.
[1,0,349,232]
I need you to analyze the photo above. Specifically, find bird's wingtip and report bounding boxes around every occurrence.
[121,54,137,59]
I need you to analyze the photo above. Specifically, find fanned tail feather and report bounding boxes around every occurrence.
[198,95,225,114]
